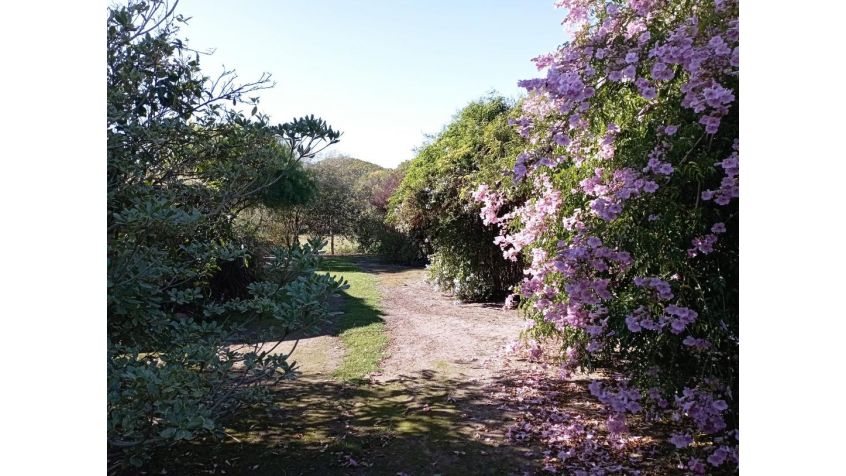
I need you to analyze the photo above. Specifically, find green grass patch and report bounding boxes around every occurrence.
[319,256,387,381]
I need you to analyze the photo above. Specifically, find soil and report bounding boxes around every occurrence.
[358,261,527,383]
[140,259,680,475]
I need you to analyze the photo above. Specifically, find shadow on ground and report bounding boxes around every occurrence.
[322,255,424,275]
[230,293,384,347]
[138,370,546,476]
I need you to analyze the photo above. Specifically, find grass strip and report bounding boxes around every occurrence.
[319,256,387,381]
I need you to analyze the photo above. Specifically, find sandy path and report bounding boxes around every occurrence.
[358,262,527,383]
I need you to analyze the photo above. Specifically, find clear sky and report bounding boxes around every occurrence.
[175,0,567,168]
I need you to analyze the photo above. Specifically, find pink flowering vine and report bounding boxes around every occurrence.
[473,0,739,472]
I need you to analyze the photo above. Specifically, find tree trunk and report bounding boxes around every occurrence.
[330,216,335,255]
[293,209,301,248]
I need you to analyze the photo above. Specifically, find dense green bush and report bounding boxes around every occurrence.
[388,96,525,301]
[107,1,345,469]
[352,163,424,263]
[354,214,424,263]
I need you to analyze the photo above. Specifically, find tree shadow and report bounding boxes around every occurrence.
[232,285,385,345]
[135,370,552,476]
[322,254,424,275]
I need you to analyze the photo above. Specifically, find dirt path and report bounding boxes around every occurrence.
[276,260,542,474]
[361,262,526,383]
[154,260,672,475]
[283,259,529,385]
[178,260,544,475]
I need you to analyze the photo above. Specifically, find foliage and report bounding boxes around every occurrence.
[388,96,525,301]
[107,0,345,469]
[474,0,739,472]
[353,162,424,263]
[282,156,422,262]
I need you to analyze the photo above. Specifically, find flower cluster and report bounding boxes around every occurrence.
[493,175,562,261]
[471,184,504,225]
[580,167,659,221]
[702,140,740,206]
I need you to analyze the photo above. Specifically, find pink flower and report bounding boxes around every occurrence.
[707,446,730,466]
[625,315,642,332]
[683,336,711,350]
[606,413,628,434]
[651,62,675,81]
[688,458,707,474]
[643,181,659,193]
[669,433,693,448]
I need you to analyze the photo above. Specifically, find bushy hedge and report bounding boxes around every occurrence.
[388,96,525,301]
[474,0,739,471]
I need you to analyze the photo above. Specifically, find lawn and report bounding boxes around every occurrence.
[319,256,388,381]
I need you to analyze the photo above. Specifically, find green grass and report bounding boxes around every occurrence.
[319,256,388,381]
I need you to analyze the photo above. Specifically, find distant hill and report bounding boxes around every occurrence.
[309,155,387,190]
[314,155,385,169]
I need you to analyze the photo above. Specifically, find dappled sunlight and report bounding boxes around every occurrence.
[148,370,543,475]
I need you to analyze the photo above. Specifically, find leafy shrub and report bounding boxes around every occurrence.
[426,251,492,302]
[333,160,423,263]
[354,214,425,264]
[388,96,525,300]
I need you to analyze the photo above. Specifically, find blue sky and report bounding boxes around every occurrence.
[176,0,567,168]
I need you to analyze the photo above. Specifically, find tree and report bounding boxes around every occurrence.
[107,0,344,468]
[301,156,381,254]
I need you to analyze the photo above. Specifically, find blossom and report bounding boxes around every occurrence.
[625,315,642,332]
[688,234,718,256]
[708,35,732,56]
[606,413,628,434]
[487,1,738,468]
[503,293,518,310]
[651,62,675,81]
[707,446,730,466]
[669,433,693,448]
[683,336,711,350]
[688,458,707,474]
